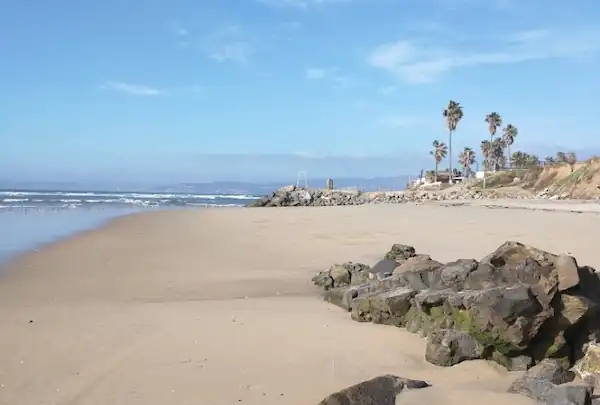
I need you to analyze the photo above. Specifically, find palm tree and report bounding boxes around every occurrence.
[443,100,464,183]
[556,151,577,171]
[459,147,476,178]
[429,140,447,182]
[565,152,577,172]
[485,112,502,170]
[544,156,556,165]
[490,138,506,170]
[501,124,518,166]
[480,140,490,170]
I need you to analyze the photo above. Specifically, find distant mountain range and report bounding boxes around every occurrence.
[0,175,412,195]
[153,176,411,195]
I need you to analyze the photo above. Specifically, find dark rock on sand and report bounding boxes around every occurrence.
[317,374,431,405]
[312,262,371,290]
[507,359,593,405]
[368,259,399,280]
[384,244,416,262]
[311,241,600,375]
[425,329,485,366]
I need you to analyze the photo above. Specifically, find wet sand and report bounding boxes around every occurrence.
[2,203,600,405]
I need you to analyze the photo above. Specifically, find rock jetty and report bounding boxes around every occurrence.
[312,241,600,405]
[249,185,537,208]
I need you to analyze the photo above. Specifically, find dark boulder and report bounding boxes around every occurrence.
[317,374,431,405]
[507,359,593,405]
[384,244,416,262]
[425,329,485,366]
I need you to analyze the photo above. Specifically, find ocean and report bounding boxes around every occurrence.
[0,189,260,265]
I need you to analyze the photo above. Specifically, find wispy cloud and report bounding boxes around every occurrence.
[201,25,253,64]
[170,21,189,37]
[368,27,600,84]
[256,0,350,9]
[102,81,166,96]
[169,21,191,48]
[305,67,356,88]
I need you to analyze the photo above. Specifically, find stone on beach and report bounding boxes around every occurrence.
[312,240,600,404]
[507,359,592,405]
[317,374,431,405]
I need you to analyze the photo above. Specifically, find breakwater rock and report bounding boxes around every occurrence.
[249,185,535,208]
[312,241,600,405]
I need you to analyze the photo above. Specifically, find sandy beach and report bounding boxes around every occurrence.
[2,202,600,405]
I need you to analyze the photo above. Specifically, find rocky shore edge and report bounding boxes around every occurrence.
[313,241,600,405]
[249,185,570,208]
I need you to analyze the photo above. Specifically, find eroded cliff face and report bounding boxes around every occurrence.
[526,160,600,199]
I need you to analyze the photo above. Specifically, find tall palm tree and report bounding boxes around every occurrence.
[443,100,464,183]
[429,140,447,182]
[459,147,476,178]
[501,124,518,166]
[481,140,490,169]
[490,138,506,170]
[485,112,502,170]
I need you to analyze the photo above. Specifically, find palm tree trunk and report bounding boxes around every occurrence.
[489,134,493,171]
[507,145,511,168]
[448,130,453,184]
[434,162,438,182]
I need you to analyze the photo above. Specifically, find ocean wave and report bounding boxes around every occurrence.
[3,198,29,202]
[0,190,260,200]
[0,189,259,210]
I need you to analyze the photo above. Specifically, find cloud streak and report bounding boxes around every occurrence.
[305,66,356,88]
[201,25,253,64]
[102,81,166,96]
[368,28,600,84]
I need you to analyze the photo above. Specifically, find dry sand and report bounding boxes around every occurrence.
[2,203,600,405]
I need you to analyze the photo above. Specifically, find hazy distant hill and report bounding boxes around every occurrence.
[0,175,412,195]
[154,176,411,195]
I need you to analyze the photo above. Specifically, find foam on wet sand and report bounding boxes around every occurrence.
[2,203,600,404]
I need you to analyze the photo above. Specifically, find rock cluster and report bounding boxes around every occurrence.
[249,185,536,208]
[312,241,600,405]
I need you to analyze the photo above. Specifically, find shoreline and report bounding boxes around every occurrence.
[0,207,147,269]
[3,198,599,271]
[0,207,219,270]
[2,203,600,404]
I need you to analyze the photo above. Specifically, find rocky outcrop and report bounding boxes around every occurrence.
[312,241,600,404]
[508,359,592,405]
[249,185,535,208]
[317,374,431,405]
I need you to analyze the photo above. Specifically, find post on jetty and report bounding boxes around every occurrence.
[296,171,308,189]
[326,178,334,190]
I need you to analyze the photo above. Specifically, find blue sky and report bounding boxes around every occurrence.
[2,0,600,184]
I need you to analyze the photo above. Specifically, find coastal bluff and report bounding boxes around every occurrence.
[249,185,530,207]
[312,241,600,405]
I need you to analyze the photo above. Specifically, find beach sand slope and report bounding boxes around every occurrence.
[2,204,599,405]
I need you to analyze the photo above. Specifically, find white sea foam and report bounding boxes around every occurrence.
[0,189,260,210]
